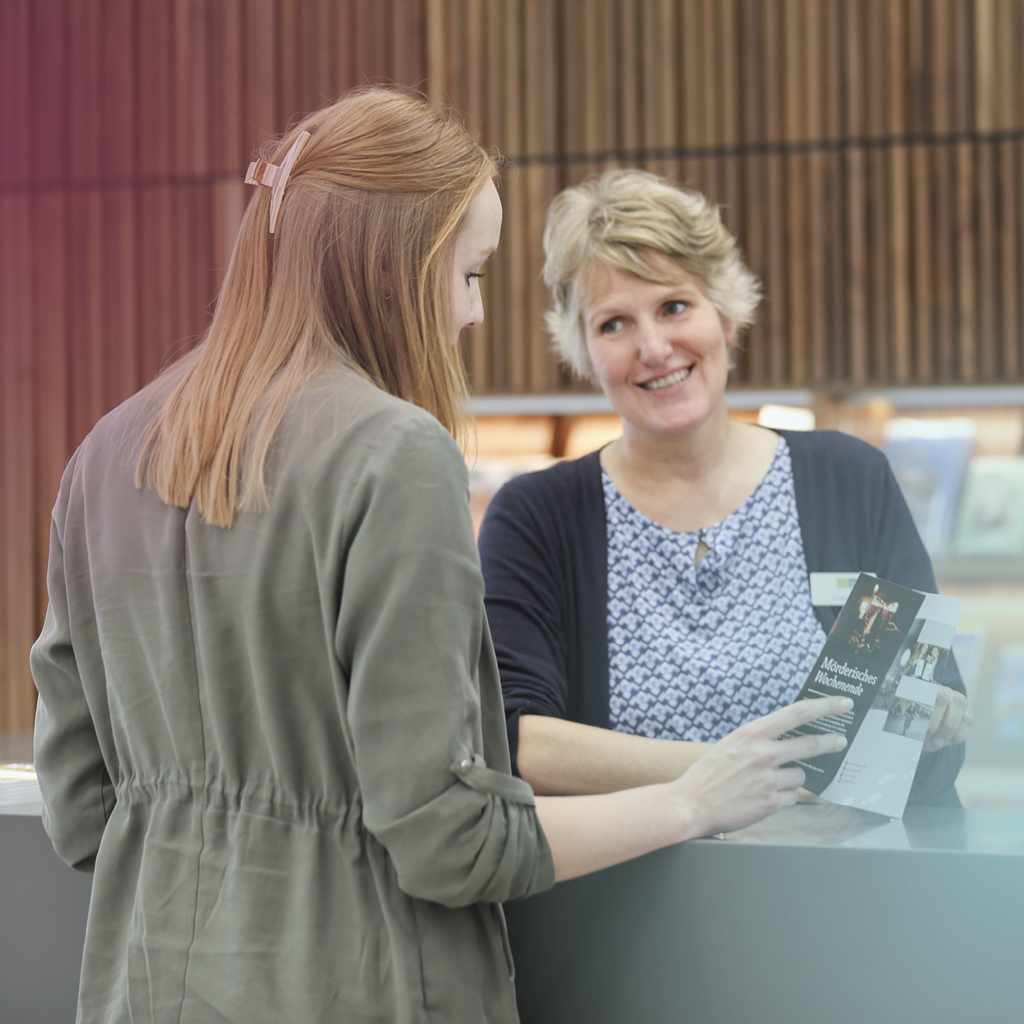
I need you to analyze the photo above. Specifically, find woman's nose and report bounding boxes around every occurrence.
[465,292,485,329]
[636,324,672,365]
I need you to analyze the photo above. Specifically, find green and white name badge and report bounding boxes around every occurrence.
[808,571,876,607]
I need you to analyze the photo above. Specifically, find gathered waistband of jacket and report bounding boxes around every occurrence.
[113,774,365,831]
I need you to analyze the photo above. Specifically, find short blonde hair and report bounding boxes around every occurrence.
[542,169,762,378]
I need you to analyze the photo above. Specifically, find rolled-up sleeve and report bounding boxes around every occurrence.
[334,418,555,907]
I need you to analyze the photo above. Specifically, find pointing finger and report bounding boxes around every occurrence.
[753,696,854,740]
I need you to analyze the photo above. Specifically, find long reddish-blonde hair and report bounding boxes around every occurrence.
[138,88,496,527]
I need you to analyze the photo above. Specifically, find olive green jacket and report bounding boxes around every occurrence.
[32,370,555,1023]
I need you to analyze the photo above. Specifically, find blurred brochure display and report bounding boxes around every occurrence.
[951,628,987,694]
[788,573,961,818]
[882,417,975,558]
[992,646,1024,742]
[952,456,1024,556]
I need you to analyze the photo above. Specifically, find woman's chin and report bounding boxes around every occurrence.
[622,411,716,444]
[615,389,725,440]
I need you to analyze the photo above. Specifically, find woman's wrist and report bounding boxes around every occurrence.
[659,778,713,844]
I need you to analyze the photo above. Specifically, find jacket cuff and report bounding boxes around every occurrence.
[449,752,535,804]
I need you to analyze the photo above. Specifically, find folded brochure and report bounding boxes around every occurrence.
[787,572,962,818]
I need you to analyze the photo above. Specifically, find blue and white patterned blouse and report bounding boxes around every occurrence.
[604,437,828,742]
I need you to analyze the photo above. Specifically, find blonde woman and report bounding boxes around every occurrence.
[32,97,849,1023]
[480,169,971,807]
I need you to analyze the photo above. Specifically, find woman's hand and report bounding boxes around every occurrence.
[922,685,972,753]
[669,697,853,838]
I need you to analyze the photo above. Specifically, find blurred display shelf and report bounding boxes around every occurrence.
[933,558,1024,584]
[470,384,1024,417]
[0,766,41,816]
[844,385,1024,408]
[471,388,816,416]
[957,764,1024,809]
[472,393,613,416]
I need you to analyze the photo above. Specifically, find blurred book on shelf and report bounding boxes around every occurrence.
[757,404,815,431]
[951,628,987,694]
[882,418,975,558]
[953,456,1024,557]
[992,646,1024,743]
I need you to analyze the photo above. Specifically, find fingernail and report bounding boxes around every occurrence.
[933,738,945,748]
[836,735,847,748]
[840,698,854,711]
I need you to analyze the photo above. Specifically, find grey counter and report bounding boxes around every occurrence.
[0,776,91,1024]
[504,804,1024,1024]
[4,782,1023,1024]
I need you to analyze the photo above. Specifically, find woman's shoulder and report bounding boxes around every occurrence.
[262,373,467,512]
[780,428,905,529]
[496,449,602,498]
[288,370,456,456]
[298,369,441,428]
[479,449,608,581]
[80,363,446,466]
[780,428,892,484]
[487,449,603,518]
[65,375,180,481]
[780,428,885,462]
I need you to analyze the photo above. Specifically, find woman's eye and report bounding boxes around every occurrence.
[466,272,485,285]
[664,300,687,315]
[598,318,623,334]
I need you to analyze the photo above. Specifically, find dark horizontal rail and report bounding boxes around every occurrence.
[3,127,1024,198]
[5,126,1024,197]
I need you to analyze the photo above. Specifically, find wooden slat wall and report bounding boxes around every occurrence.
[0,0,428,732]
[428,0,1024,394]
[2,0,1024,731]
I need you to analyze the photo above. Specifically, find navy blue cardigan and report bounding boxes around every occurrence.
[478,429,966,806]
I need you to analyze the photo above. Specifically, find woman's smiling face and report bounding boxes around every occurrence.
[582,254,735,443]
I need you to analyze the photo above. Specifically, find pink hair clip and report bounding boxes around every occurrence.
[245,130,312,234]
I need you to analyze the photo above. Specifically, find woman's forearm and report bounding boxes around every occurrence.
[517,714,711,795]
[531,696,853,882]
[534,785,701,881]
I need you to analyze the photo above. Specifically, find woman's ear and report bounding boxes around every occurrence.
[724,320,740,370]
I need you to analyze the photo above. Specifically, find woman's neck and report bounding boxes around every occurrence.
[600,413,781,534]
[610,404,733,485]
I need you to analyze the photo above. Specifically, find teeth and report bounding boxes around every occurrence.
[641,367,691,390]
